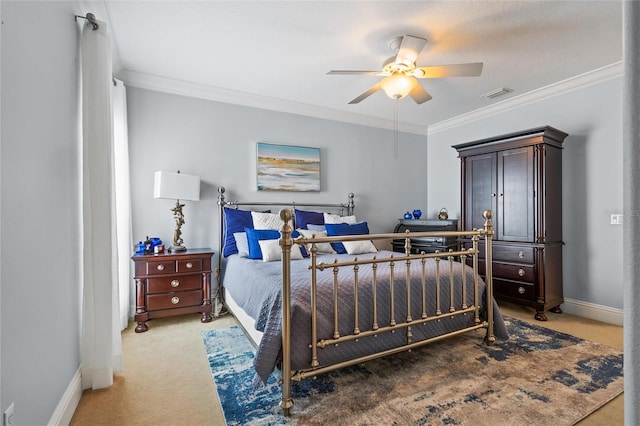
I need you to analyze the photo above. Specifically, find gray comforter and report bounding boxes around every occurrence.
[222,250,509,385]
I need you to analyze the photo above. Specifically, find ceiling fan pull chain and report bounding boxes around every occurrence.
[394,99,398,159]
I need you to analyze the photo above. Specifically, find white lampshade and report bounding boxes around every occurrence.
[153,171,200,201]
[380,74,417,100]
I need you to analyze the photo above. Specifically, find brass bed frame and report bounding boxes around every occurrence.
[217,188,495,416]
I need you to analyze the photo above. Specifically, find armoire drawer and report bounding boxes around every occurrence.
[493,262,534,283]
[473,259,535,284]
[494,279,536,302]
[470,243,535,264]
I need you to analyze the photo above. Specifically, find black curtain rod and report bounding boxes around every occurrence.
[75,12,99,31]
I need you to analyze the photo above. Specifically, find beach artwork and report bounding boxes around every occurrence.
[257,143,320,192]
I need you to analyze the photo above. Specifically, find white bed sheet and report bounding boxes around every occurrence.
[224,288,263,347]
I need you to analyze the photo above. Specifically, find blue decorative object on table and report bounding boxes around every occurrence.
[137,237,163,254]
[412,209,422,219]
[403,212,413,219]
[135,241,146,254]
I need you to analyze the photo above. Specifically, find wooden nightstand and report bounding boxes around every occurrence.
[131,248,214,332]
[392,219,459,254]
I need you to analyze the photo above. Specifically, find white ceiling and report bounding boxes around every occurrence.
[96,1,623,133]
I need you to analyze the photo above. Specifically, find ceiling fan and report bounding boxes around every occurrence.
[327,35,483,105]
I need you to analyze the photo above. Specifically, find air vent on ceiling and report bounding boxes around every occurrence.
[481,87,513,99]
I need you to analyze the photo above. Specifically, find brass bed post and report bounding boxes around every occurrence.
[347,192,355,216]
[279,208,294,415]
[216,187,227,310]
[309,243,320,368]
[448,252,455,313]
[483,210,496,345]
[472,234,480,325]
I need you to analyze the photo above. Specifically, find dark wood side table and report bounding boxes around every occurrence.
[132,248,214,332]
[392,219,459,254]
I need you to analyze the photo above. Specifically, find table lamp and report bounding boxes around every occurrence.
[153,170,200,252]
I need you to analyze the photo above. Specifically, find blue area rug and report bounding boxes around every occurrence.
[202,317,623,425]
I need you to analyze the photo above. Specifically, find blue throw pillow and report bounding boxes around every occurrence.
[291,229,308,257]
[294,209,324,230]
[245,228,308,259]
[324,222,370,254]
[223,208,254,257]
[245,228,281,259]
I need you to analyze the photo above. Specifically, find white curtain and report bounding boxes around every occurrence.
[80,17,123,390]
[112,78,132,331]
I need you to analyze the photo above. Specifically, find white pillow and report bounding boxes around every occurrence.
[233,232,249,257]
[259,239,304,262]
[296,229,335,254]
[343,240,378,255]
[323,213,357,224]
[251,211,284,230]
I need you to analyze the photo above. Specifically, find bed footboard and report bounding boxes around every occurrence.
[278,209,495,416]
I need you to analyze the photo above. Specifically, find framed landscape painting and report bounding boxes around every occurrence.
[257,143,320,192]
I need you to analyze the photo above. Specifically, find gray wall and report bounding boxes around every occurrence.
[126,87,428,274]
[426,77,623,310]
[1,1,82,424]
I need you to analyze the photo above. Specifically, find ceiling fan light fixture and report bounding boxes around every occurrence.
[380,74,416,100]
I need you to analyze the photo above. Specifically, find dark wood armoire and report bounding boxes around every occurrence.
[453,126,568,320]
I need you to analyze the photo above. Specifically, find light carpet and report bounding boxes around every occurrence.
[202,317,623,425]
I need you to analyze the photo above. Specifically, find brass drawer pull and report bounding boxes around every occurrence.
[186,262,193,269]
[157,264,165,271]
[518,268,525,277]
[171,280,180,288]
[518,251,524,259]
[171,296,180,305]
[518,287,526,294]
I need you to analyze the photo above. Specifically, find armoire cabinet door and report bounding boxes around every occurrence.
[464,152,497,233]
[497,146,535,242]
[454,126,567,320]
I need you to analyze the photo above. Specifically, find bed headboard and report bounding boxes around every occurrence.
[215,186,355,276]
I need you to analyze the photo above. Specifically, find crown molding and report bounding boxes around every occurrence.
[427,61,623,135]
[117,70,429,135]
[118,61,622,138]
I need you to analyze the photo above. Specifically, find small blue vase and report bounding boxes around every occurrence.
[413,209,422,219]
[404,212,413,219]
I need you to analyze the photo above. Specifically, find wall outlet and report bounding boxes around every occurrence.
[610,214,623,225]
[3,402,14,426]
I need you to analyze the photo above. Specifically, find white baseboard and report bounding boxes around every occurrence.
[562,298,623,326]
[48,368,82,426]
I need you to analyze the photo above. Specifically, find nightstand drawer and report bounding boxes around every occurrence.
[147,275,201,294]
[178,258,202,272]
[146,260,177,275]
[147,290,203,311]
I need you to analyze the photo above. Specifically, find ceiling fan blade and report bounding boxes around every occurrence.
[348,83,382,104]
[327,70,382,75]
[412,62,483,78]
[408,84,432,104]
[395,35,427,68]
